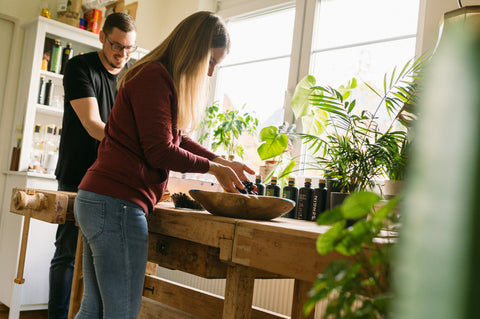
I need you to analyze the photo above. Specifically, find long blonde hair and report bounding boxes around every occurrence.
[118,11,230,132]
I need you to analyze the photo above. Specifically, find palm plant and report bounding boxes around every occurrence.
[258,56,426,192]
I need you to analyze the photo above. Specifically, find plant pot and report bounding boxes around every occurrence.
[330,191,349,210]
[326,179,343,211]
[383,180,403,199]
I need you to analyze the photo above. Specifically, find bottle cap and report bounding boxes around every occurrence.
[271,176,277,181]
[319,178,326,183]
[305,178,312,183]
[256,175,261,179]
[288,177,295,182]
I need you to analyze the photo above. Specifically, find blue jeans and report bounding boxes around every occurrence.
[74,190,148,319]
[49,181,79,319]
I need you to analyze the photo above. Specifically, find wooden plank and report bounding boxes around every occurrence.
[143,275,287,319]
[148,233,287,280]
[291,280,314,319]
[138,297,200,319]
[222,264,255,319]
[148,204,236,248]
[10,188,75,223]
[68,230,83,319]
[231,222,348,282]
[148,233,228,278]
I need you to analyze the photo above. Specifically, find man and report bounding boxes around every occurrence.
[49,13,137,319]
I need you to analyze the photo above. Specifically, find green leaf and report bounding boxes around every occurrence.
[291,75,316,119]
[316,220,346,255]
[316,205,344,225]
[257,126,289,160]
[302,108,328,135]
[341,191,382,220]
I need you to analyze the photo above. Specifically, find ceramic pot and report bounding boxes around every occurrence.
[330,191,349,210]
[383,180,403,199]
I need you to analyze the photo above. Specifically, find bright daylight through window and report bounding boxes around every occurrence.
[209,0,420,171]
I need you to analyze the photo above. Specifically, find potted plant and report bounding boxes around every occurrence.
[258,56,426,202]
[304,191,400,318]
[199,102,258,160]
[257,122,297,185]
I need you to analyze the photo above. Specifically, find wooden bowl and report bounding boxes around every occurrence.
[189,189,295,220]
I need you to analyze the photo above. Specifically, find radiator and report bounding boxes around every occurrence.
[156,267,328,318]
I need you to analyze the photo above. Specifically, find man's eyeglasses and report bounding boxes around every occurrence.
[106,36,137,53]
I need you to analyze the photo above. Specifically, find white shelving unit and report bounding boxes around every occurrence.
[0,16,147,315]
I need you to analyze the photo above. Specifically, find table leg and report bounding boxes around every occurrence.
[222,264,255,319]
[291,279,315,319]
[9,215,31,319]
[67,230,83,319]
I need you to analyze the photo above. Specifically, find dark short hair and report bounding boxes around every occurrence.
[103,12,136,35]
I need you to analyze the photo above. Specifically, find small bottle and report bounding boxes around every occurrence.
[44,79,54,106]
[311,179,327,221]
[255,175,265,196]
[50,39,63,73]
[296,178,313,220]
[60,42,73,75]
[265,176,281,197]
[282,177,298,218]
[37,76,46,104]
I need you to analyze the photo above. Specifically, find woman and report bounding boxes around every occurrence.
[74,11,254,318]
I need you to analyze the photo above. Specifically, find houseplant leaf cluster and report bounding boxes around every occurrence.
[304,192,400,318]
[257,56,426,192]
[199,102,259,159]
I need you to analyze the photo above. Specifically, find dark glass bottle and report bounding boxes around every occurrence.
[282,177,298,218]
[60,42,73,75]
[37,76,46,104]
[255,175,265,195]
[311,179,327,221]
[296,178,313,220]
[265,176,281,197]
[44,79,54,106]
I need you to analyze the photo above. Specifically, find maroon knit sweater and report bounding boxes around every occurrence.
[79,62,217,213]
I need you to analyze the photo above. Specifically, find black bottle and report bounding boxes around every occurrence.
[37,76,46,104]
[265,176,281,197]
[44,79,54,106]
[255,175,265,195]
[282,177,298,218]
[296,178,313,220]
[311,179,327,221]
[60,42,73,75]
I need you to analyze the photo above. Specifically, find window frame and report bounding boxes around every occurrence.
[213,0,421,170]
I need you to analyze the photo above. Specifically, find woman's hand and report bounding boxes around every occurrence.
[208,161,244,193]
[212,157,256,181]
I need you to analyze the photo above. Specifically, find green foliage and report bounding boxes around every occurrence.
[304,192,400,318]
[257,56,427,190]
[199,102,259,159]
[257,122,297,185]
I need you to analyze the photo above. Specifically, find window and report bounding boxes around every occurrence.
[215,5,296,128]
[210,0,420,172]
[310,0,419,121]
[212,4,296,165]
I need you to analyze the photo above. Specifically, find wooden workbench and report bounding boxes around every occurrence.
[9,188,344,318]
[143,202,345,319]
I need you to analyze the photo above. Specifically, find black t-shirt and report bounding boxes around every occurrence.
[55,52,119,186]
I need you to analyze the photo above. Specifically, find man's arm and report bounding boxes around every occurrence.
[70,97,105,141]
